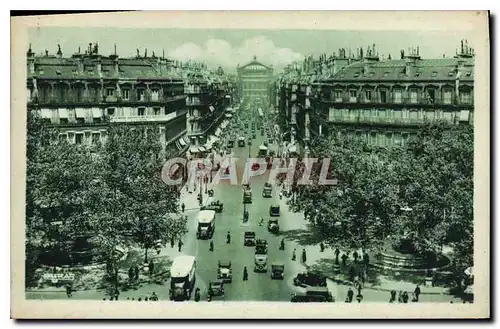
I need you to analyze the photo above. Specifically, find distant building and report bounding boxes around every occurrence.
[277,40,474,156]
[237,56,274,107]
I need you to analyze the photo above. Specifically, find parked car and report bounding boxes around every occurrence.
[293,271,327,287]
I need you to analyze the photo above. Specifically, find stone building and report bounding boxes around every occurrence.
[184,65,234,156]
[237,56,274,107]
[277,40,475,156]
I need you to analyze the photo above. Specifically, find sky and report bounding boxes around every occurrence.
[28,27,475,72]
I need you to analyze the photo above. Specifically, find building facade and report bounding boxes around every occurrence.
[26,44,235,158]
[185,65,234,155]
[277,40,475,156]
[237,56,274,107]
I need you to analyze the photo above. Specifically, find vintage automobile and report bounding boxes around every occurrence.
[293,271,328,287]
[238,136,246,147]
[267,218,279,234]
[254,252,268,273]
[258,145,268,157]
[290,287,333,303]
[244,231,256,246]
[255,239,268,254]
[251,130,256,139]
[271,263,285,280]
[200,200,224,213]
[208,279,225,301]
[217,260,232,283]
[269,205,280,217]
[262,182,272,198]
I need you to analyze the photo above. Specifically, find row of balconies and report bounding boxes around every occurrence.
[30,92,187,106]
[318,95,473,106]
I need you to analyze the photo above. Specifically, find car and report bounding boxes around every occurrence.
[255,239,268,254]
[244,231,256,246]
[217,260,232,283]
[269,205,280,217]
[208,279,225,300]
[262,182,272,198]
[293,271,327,287]
[200,200,224,213]
[254,253,268,273]
[267,218,279,234]
[290,287,333,303]
[271,263,285,280]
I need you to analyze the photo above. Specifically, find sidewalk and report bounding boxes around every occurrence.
[179,184,212,211]
[277,194,452,297]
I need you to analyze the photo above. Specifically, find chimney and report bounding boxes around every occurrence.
[363,44,380,74]
[404,46,420,76]
[56,44,63,58]
[94,56,102,75]
[27,44,35,74]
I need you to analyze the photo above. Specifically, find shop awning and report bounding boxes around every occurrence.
[92,108,102,118]
[179,137,187,147]
[175,139,183,151]
[40,108,53,119]
[58,108,69,119]
[75,108,87,118]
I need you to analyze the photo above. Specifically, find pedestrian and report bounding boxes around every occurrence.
[301,248,307,263]
[334,248,340,265]
[341,253,348,266]
[243,266,248,281]
[389,290,397,303]
[65,284,73,298]
[398,291,403,303]
[353,251,359,263]
[138,297,142,301]
[149,260,154,275]
[151,292,158,301]
[347,287,354,303]
[131,297,135,301]
[349,266,356,282]
[292,248,297,261]
[320,242,325,252]
[128,266,134,281]
[178,240,183,252]
[134,266,140,281]
[226,231,231,244]
[144,297,149,301]
[363,252,370,267]
[209,240,214,252]
[356,280,362,296]
[181,202,185,213]
[402,291,409,303]
[356,293,363,303]
[414,285,421,302]
[114,288,120,301]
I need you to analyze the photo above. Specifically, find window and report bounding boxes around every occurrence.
[349,90,357,102]
[409,109,419,120]
[380,90,387,103]
[334,90,343,101]
[386,132,393,146]
[154,107,161,115]
[107,108,115,116]
[443,89,452,104]
[427,89,435,104]
[137,89,145,101]
[365,90,372,102]
[75,133,84,145]
[106,88,114,97]
[379,109,387,118]
[122,89,130,100]
[190,123,194,132]
[409,90,418,103]
[394,89,403,104]
[138,108,145,116]
[460,89,472,104]
[59,118,69,124]
[363,109,371,118]
[151,89,159,101]
[442,111,454,122]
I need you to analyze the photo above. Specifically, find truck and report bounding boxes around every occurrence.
[196,210,216,239]
[169,255,196,301]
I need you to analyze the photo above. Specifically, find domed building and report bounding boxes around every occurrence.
[237,55,274,106]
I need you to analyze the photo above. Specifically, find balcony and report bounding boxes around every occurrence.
[105,96,117,102]
[329,114,429,126]
[109,112,178,123]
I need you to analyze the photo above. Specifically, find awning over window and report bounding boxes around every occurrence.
[75,108,87,118]
[92,108,102,118]
[175,139,183,151]
[459,110,470,122]
[179,137,187,147]
[40,108,53,119]
[58,108,69,119]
